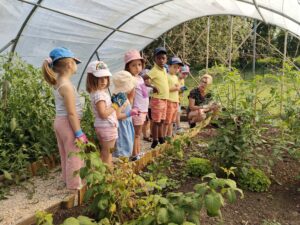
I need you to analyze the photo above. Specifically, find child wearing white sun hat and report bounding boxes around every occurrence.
[86,61,125,167]
[112,70,139,158]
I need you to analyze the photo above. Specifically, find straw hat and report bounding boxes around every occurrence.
[112,70,137,94]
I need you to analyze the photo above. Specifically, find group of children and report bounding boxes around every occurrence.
[42,46,190,190]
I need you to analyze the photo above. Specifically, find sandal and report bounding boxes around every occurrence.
[143,136,152,142]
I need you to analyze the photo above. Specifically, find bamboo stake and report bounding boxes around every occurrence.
[182,22,186,61]
[252,20,257,75]
[280,31,288,116]
[206,17,210,72]
[229,16,234,70]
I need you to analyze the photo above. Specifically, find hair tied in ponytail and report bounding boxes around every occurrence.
[45,57,53,68]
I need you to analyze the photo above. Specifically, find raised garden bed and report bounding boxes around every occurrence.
[51,125,300,225]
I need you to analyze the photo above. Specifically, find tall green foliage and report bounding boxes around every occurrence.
[0,54,56,174]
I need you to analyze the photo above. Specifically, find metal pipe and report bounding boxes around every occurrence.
[11,0,44,53]
[0,39,15,54]
[17,0,156,41]
[76,0,172,89]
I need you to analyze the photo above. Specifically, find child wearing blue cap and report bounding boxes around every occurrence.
[42,47,86,190]
[175,64,189,133]
[164,56,183,137]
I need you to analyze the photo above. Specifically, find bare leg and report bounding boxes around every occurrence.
[158,121,164,139]
[151,122,159,148]
[152,122,159,140]
[176,106,180,129]
[142,120,150,138]
[100,139,115,168]
[166,123,173,137]
[133,125,143,156]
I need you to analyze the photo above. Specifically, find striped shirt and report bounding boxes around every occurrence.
[90,90,118,128]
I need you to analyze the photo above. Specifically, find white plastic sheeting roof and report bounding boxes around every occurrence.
[1,0,300,89]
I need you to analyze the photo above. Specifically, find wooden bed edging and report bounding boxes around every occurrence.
[15,117,211,225]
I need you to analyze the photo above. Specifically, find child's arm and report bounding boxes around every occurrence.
[169,84,180,92]
[116,101,139,120]
[96,100,115,119]
[143,75,159,93]
[60,83,81,132]
[127,88,135,105]
[116,103,128,120]
[60,83,87,142]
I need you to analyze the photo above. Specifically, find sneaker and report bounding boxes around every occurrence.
[158,137,165,144]
[143,136,152,142]
[130,155,139,161]
[190,123,196,128]
[176,128,184,134]
[151,140,159,148]
[130,152,145,161]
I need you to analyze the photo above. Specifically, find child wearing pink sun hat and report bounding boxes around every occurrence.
[124,49,149,161]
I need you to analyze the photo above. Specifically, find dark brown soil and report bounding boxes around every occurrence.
[180,127,300,225]
[52,127,300,225]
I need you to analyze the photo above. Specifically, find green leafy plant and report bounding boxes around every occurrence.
[69,141,244,225]
[0,54,57,179]
[75,143,160,224]
[80,92,98,145]
[36,171,244,225]
[35,211,53,225]
[238,167,271,192]
[186,157,213,177]
[131,173,243,225]
[220,166,237,179]
[261,219,282,225]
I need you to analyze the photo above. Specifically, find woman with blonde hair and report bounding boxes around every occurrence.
[187,74,219,128]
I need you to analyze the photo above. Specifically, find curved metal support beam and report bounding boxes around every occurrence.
[17,0,156,40]
[0,39,16,53]
[237,0,300,26]
[252,0,266,23]
[11,0,44,53]
[77,0,173,89]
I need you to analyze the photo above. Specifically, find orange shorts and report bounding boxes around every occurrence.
[165,101,178,124]
[150,98,167,123]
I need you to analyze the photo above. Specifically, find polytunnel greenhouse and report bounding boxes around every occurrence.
[0,0,300,225]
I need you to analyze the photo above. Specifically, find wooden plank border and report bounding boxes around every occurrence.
[14,117,211,225]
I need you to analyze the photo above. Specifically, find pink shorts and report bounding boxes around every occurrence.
[165,101,178,124]
[150,98,167,123]
[95,126,118,142]
[132,112,147,126]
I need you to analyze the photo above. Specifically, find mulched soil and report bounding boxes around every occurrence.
[52,126,300,225]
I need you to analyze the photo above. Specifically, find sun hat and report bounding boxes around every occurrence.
[167,56,184,66]
[112,70,137,94]
[124,49,145,65]
[154,47,167,56]
[181,65,190,74]
[86,61,112,77]
[49,47,81,64]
